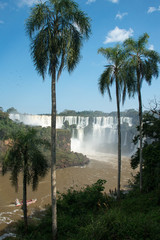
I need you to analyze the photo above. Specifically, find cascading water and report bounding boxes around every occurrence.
[9,113,135,155]
[9,113,51,128]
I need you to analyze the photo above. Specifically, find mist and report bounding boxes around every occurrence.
[9,113,136,156]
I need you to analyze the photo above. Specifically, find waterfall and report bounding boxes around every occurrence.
[9,113,134,155]
[9,113,51,128]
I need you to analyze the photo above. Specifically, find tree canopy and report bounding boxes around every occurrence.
[25,0,91,80]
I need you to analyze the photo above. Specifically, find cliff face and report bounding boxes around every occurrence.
[57,130,71,152]
[56,129,89,168]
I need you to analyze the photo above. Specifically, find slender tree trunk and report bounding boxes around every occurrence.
[116,79,121,200]
[137,77,143,192]
[23,156,28,233]
[51,68,57,240]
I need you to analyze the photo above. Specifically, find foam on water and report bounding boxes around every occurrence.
[0,233,16,240]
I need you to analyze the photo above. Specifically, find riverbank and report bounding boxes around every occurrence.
[0,151,89,172]
[56,150,89,169]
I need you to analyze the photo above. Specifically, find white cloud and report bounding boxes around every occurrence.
[115,12,128,20]
[86,0,96,4]
[149,44,154,50]
[147,6,160,13]
[0,2,7,9]
[18,0,38,7]
[147,7,157,13]
[108,0,119,3]
[104,26,134,44]
[86,0,118,5]
[17,0,45,7]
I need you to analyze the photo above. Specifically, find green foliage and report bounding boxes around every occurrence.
[12,181,160,240]
[59,109,77,116]
[98,44,133,104]
[0,110,26,140]
[0,110,27,164]
[56,150,89,168]
[124,33,160,90]
[124,34,160,191]
[25,0,91,80]
[58,109,139,119]
[58,110,109,117]
[58,179,107,214]
[63,120,70,129]
[2,128,49,191]
[78,209,160,240]
[6,107,19,114]
[131,108,160,192]
[2,128,49,230]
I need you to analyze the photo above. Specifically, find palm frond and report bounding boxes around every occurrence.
[73,9,91,39]
[30,149,48,191]
[66,25,82,72]
[57,48,65,81]
[98,44,134,104]
[25,2,50,39]
[122,84,126,105]
[31,28,49,79]
[123,38,136,52]
[98,66,114,100]
[138,33,149,50]
[98,47,114,61]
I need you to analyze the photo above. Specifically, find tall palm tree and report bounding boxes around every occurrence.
[124,33,160,192]
[25,1,91,238]
[2,128,49,232]
[98,45,131,199]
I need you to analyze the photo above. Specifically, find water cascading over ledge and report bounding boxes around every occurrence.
[9,113,136,155]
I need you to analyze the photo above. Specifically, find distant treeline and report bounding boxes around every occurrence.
[58,109,139,118]
[2,106,139,119]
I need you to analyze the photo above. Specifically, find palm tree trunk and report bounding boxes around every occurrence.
[116,79,121,200]
[51,68,57,240]
[137,78,143,192]
[23,156,28,233]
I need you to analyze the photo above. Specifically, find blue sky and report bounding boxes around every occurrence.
[0,0,160,114]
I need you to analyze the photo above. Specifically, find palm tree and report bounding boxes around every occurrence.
[2,128,49,232]
[98,44,131,199]
[124,33,160,192]
[25,1,91,238]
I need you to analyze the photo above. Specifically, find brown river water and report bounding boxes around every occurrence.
[0,153,135,233]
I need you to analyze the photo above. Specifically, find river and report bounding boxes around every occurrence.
[0,152,135,232]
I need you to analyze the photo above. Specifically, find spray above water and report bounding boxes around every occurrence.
[9,113,136,156]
